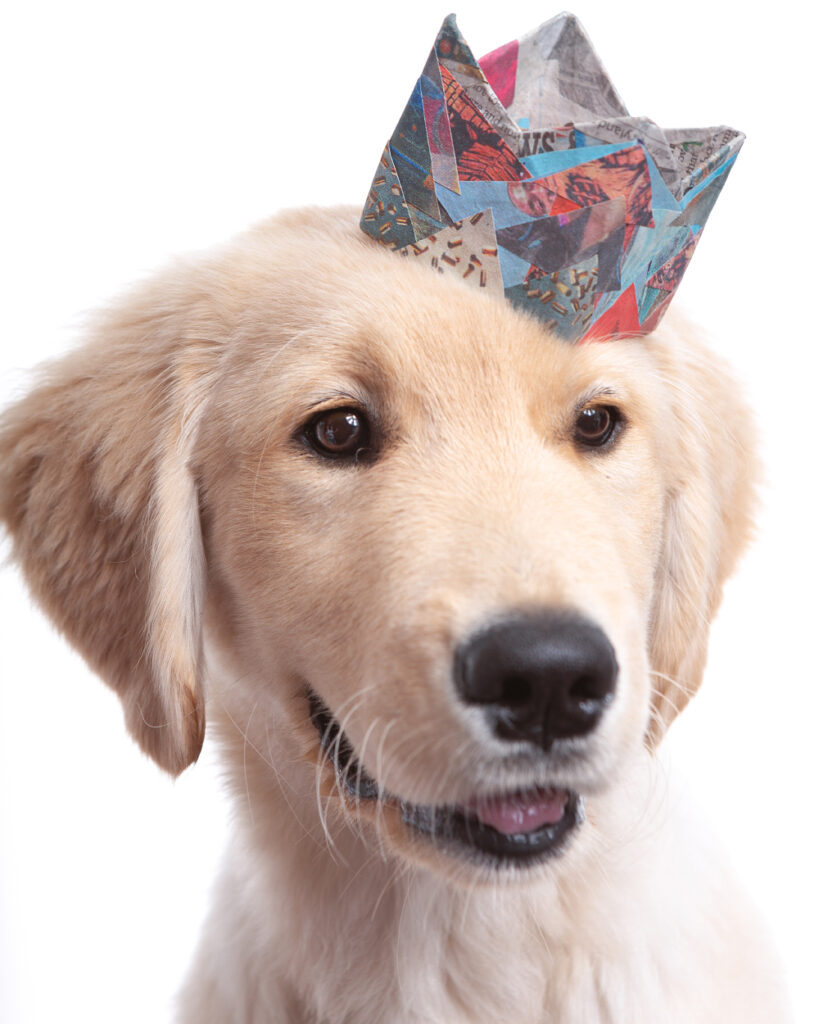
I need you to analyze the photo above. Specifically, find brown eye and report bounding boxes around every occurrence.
[304,407,372,460]
[574,405,621,448]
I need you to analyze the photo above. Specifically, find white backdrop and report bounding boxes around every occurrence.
[1,2,816,1021]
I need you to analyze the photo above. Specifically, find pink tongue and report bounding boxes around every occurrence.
[464,788,568,836]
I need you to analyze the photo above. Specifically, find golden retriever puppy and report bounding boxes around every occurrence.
[0,207,789,1023]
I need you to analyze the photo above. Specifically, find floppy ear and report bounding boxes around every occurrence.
[645,325,758,745]
[0,282,220,774]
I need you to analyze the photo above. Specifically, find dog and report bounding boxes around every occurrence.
[0,206,790,1022]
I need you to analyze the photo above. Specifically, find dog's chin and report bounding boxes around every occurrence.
[307,690,585,876]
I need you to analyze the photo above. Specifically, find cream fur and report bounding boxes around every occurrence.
[0,207,789,1022]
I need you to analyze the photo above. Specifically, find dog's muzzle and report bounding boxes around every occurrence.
[307,610,618,868]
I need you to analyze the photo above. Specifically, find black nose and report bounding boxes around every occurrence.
[454,612,618,750]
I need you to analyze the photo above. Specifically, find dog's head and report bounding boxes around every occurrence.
[0,207,755,879]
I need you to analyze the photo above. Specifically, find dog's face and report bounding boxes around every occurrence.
[0,207,756,882]
[197,259,671,877]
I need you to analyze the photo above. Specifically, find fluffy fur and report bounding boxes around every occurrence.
[0,207,789,1022]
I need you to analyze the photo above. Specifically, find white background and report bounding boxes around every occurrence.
[1,1,816,1021]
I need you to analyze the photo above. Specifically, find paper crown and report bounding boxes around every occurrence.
[360,13,743,342]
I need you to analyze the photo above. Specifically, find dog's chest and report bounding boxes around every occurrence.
[297,873,679,1024]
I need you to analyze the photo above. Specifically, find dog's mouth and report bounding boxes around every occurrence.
[308,690,583,868]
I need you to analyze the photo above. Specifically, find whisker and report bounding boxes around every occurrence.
[218,694,325,851]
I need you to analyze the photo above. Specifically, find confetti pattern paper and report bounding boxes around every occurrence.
[361,13,743,342]
[398,210,505,296]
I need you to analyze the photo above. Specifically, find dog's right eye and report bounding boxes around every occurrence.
[302,407,373,462]
[573,404,622,449]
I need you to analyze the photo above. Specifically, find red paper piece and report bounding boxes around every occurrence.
[439,65,531,183]
[581,284,641,342]
[480,39,519,108]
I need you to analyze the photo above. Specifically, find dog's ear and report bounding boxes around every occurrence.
[0,281,220,774]
[645,327,758,745]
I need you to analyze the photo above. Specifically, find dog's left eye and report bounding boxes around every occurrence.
[574,405,621,449]
[303,407,372,461]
